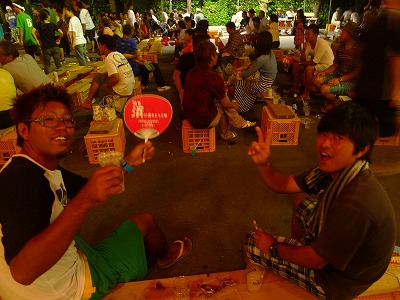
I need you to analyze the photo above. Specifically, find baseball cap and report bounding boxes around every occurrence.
[6,6,12,10]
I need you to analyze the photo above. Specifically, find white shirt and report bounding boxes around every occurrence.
[0,155,85,300]
[79,8,95,30]
[286,10,295,18]
[305,37,334,71]
[350,12,361,25]
[105,51,135,96]
[127,9,136,27]
[68,15,86,46]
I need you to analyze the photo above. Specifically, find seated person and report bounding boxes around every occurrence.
[313,21,361,112]
[240,10,250,30]
[234,31,277,113]
[170,20,186,64]
[266,14,280,49]
[0,69,16,136]
[181,28,194,54]
[173,34,211,130]
[81,34,135,109]
[245,17,264,47]
[98,17,114,36]
[245,102,396,299]
[218,21,245,73]
[166,12,177,38]
[183,40,256,142]
[0,84,191,299]
[115,25,171,92]
[0,40,51,93]
[331,7,342,30]
[288,24,334,101]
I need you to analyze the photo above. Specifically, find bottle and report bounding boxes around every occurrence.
[52,71,58,83]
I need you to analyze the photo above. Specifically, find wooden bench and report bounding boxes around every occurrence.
[104,269,400,299]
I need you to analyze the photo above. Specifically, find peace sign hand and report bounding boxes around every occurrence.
[247,126,271,166]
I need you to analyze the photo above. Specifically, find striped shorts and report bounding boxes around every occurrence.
[244,195,329,299]
[235,74,274,112]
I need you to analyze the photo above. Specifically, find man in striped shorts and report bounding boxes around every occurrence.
[245,103,396,299]
[313,21,361,113]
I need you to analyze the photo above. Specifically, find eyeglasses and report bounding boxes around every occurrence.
[25,115,76,128]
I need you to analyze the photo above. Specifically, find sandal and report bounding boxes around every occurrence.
[222,132,237,141]
[284,87,301,94]
[296,94,311,101]
[240,120,257,129]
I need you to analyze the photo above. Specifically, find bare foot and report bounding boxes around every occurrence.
[157,237,192,269]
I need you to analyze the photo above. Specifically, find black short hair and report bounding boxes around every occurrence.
[0,40,20,59]
[252,16,260,23]
[269,14,278,23]
[195,19,209,34]
[225,21,235,30]
[122,24,133,35]
[97,34,116,51]
[39,8,49,21]
[185,28,195,37]
[306,24,319,35]
[11,84,74,147]
[317,102,379,163]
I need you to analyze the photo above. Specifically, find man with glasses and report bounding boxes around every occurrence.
[0,84,192,299]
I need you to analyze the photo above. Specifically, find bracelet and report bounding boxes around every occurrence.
[121,158,134,172]
[339,77,343,83]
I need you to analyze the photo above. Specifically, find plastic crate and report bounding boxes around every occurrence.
[375,130,400,146]
[132,77,142,97]
[84,118,126,164]
[142,53,158,63]
[0,129,21,165]
[182,120,216,153]
[74,83,91,107]
[272,49,284,62]
[261,105,300,145]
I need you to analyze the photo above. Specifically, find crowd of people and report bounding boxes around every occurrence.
[0,0,399,299]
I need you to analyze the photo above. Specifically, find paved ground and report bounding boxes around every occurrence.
[54,35,400,281]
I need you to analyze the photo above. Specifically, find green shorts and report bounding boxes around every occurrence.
[75,220,148,300]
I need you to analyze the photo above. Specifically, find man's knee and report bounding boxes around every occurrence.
[129,212,157,236]
[320,84,331,95]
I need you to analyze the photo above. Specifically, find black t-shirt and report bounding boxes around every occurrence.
[36,22,59,48]
[356,9,400,102]
[175,52,195,88]
[0,156,87,263]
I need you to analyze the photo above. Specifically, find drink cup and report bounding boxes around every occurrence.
[304,118,311,129]
[97,151,125,192]
[172,276,191,299]
[190,147,197,157]
[246,263,265,293]
[273,94,280,105]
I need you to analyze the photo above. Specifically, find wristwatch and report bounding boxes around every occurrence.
[269,242,280,258]
[339,77,343,83]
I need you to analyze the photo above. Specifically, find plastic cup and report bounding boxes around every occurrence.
[172,276,191,299]
[97,151,125,192]
[304,118,311,129]
[304,106,310,117]
[273,94,280,105]
[246,263,265,293]
[190,147,197,157]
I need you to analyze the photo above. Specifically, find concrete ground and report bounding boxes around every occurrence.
[57,35,400,281]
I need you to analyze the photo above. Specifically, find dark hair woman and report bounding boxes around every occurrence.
[234,31,278,113]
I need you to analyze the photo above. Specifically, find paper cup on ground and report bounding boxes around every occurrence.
[172,276,191,299]
[97,151,125,192]
[246,263,265,293]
